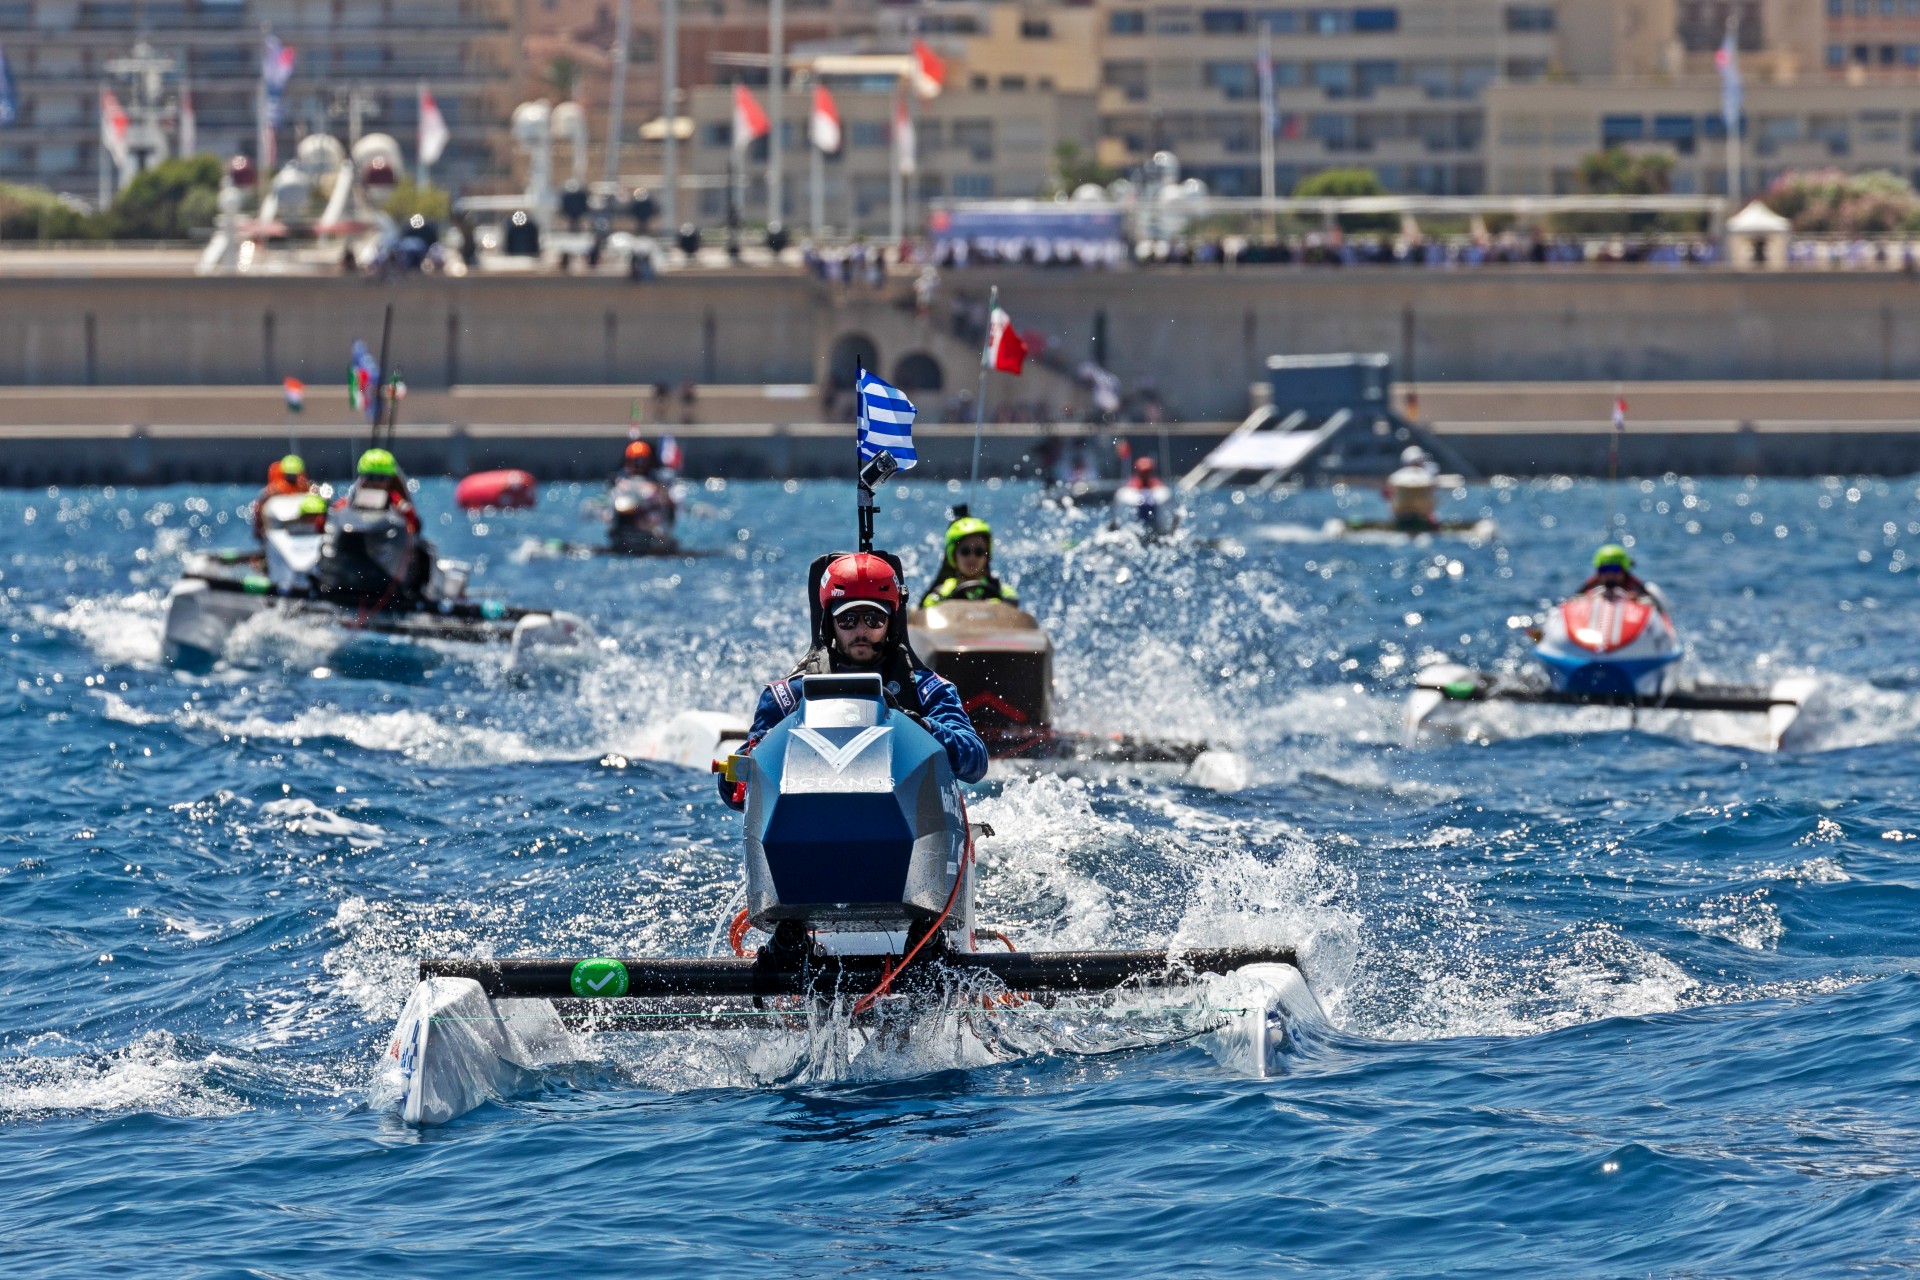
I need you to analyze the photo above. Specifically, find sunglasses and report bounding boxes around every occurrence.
[833,608,891,631]
[955,542,989,559]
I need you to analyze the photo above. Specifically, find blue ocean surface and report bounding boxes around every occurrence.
[3,473,1918,1277]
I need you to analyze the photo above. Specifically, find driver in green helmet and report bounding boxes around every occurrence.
[921,516,1018,609]
[1578,543,1666,609]
[340,447,422,534]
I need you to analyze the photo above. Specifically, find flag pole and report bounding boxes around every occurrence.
[967,284,996,513]
[1606,384,1622,542]
[374,303,394,450]
[855,357,874,553]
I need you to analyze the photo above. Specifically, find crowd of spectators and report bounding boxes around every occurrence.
[928,232,1730,270]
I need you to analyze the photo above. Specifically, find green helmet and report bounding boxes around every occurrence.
[357,447,397,478]
[1593,543,1632,570]
[297,492,328,517]
[944,516,993,562]
[280,453,306,477]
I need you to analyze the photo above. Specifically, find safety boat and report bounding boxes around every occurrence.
[383,665,1315,1124]
[161,487,594,671]
[1406,584,1815,749]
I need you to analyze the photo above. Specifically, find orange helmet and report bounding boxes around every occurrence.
[819,553,902,614]
[625,440,653,461]
[1134,456,1158,478]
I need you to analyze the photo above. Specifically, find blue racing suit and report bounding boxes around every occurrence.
[719,665,988,808]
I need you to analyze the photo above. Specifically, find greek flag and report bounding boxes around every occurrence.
[856,369,917,470]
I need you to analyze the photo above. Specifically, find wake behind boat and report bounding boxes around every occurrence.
[383,669,1313,1124]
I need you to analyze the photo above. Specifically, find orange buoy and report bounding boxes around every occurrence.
[454,469,537,511]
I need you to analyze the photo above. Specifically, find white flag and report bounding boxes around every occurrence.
[418,82,449,168]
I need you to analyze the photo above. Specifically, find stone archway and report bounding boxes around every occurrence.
[891,351,944,393]
[827,332,881,390]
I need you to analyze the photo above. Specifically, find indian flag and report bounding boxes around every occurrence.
[283,377,305,412]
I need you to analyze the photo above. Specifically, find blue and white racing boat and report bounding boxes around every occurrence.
[384,623,1313,1123]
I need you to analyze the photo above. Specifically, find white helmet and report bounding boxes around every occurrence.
[1400,446,1430,466]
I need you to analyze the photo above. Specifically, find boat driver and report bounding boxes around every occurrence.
[922,516,1018,608]
[340,448,422,535]
[251,453,313,539]
[620,439,658,479]
[1384,446,1440,531]
[1579,544,1668,612]
[719,552,988,809]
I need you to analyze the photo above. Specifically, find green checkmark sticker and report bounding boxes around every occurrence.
[570,958,630,998]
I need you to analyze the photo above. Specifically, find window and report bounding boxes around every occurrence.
[1905,43,1920,64]
[951,119,993,160]
[1505,5,1554,31]
[1312,60,1352,94]
[1654,114,1697,153]
[1153,7,1195,33]
[952,174,993,197]
[999,75,1027,90]
[1109,9,1145,32]
[1202,8,1248,32]
[1019,17,1051,37]
[1854,0,1868,14]
[1881,0,1895,14]
[1204,60,1256,98]
[1862,109,1900,143]
[1306,8,1347,34]
[1828,43,1847,66]
[1828,0,1843,13]
[850,121,889,148]
[1356,59,1397,92]
[1256,8,1298,32]
[1104,60,1149,99]
[1601,114,1646,146]
[701,122,731,147]
[1353,7,1398,31]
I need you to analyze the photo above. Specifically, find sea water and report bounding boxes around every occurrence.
[2,475,1917,1276]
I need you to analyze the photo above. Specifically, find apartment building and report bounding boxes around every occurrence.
[677,3,1099,230]
[1485,0,1920,194]
[0,0,519,201]
[518,0,876,182]
[1090,0,1568,196]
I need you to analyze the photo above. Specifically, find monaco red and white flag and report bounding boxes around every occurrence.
[986,307,1027,375]
[178,85,196,156]
[911,39,945,99]
[809,82,841,154]
[99,88,130,170]
[732,82,770,149]
[1612,394,1627,431]
[418,82,449,168]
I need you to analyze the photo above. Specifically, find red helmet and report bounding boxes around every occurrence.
[625,440,653,461]
[1134,456,1158,477]
[819,553,902,613]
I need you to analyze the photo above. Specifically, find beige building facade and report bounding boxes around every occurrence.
[0,0,521,200]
